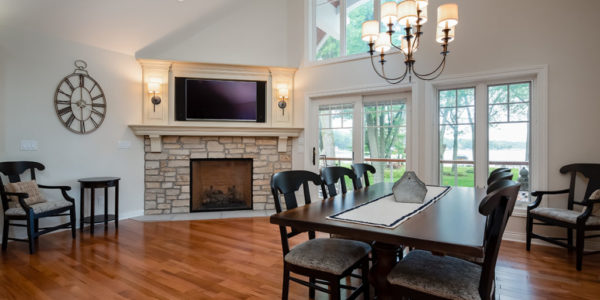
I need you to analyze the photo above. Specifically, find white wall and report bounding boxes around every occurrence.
[0,27,144,236]
[293,0,600,240]
[136,0,301,68]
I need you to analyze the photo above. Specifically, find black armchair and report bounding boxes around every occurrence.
[526,163,600,270]
[0,161,76,254]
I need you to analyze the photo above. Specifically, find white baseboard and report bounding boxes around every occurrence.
[119,210,144,220]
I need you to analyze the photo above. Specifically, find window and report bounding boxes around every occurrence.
[312,0,398,61]
[318,103,354,168]
[364,99,407,184]
[439,88,475,187]
[488,82,531,202]
[437,80,534,203]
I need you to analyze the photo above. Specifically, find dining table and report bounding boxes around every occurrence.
[269,182,488,299]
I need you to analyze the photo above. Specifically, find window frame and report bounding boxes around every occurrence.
[425,66,548,217]
[310,0,385,62]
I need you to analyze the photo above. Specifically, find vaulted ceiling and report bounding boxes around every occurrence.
[0,0,239,55]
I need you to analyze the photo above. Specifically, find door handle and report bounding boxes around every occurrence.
[312,147,316,166]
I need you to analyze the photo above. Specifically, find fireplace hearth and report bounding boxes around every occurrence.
[190,158,253,212]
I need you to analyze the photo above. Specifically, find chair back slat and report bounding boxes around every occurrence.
[320,166,358,197]
[271,170,322,255]
[478,180,520,300]
[351,163,376,189]
[559,164,600,209]
[489,168,510,176]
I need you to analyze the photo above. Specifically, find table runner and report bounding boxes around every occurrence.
[327,185,451,229]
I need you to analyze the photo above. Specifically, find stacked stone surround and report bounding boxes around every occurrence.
[143,136,292,215]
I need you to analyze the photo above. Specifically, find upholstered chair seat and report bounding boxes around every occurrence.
[284,238,371,275]
[5,199,73,216]
[530,207,600,226]
[387,250,482,300]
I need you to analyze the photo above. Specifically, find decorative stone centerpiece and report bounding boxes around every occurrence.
[392,171,428,204]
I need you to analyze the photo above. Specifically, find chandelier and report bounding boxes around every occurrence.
[361,0,458,84]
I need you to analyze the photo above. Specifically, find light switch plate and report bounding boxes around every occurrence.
[20,140,39,151]
[118,140,132,149]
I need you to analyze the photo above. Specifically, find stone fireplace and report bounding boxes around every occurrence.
[190,158,253,212]
[143,135,293,215]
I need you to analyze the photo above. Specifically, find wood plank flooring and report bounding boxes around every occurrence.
[0,217,598,299]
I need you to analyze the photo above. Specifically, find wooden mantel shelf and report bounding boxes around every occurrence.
[129,124,304,153]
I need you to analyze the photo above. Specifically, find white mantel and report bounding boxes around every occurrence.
[129,124,303,152]
[130,60,301,153]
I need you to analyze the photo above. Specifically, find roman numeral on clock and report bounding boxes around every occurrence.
[92,103,106,108]
[65,114,76,127]
[56,100,71,105]
[91,94,104,101]
[80,120,86,133]
[91,108,104,117]
[58,106,72,116]
[65,78,75,91]
[58,90,72,98]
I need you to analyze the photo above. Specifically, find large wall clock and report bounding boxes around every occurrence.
[54,60,106,134]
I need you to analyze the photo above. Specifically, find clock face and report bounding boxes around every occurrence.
[54,73,106,134]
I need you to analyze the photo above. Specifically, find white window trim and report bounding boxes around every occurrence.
[424,65,548,217]
[308,0,389,63]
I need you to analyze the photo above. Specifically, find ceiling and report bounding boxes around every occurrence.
[0,0,239,55]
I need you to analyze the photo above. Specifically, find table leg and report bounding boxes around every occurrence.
[80,187,84,233]
[104,187,108,227]
[90,188,95,235]
[115,182,119,229]
[369,242,399,300]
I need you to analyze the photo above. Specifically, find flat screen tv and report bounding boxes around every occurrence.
[175,77,266,122]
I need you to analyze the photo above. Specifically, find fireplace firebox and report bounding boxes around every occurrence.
[190,158,253,212]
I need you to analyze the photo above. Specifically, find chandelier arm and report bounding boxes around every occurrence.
[369,53,409,81]
[381,61,409,84]
[413,54,447,77]
[414,58,447,81]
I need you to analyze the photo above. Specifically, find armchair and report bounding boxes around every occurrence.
[0,161,76,254]
[526,163,600,270]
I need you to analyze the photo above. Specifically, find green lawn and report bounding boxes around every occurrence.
[325,161,521,189]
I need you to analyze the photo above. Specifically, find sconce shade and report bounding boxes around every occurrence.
[397,0,418,26]
[361,20,380,42]
[148,80,161,94]
[416,0,428,9]
[373,32,391,53]
[381,1,398,25]
[437,3,458,28]
[279,88,289,99]
[436,26,455,43]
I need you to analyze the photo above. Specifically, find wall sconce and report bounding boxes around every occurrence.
[277,84,289,115]
[147,79,162,112]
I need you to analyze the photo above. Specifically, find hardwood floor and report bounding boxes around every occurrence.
[0,217,598,299]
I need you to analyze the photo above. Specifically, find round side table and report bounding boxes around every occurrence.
[78,177,120,235]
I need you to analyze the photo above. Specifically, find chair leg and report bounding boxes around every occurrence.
[309,276,316,299]
[567,228,573,251]
[34,219,39,239]
[576,228,584,271]
[329,278,341,300]
[526,214,533,251]
[361,258,370,299]
[70,206,77,239]
[26,215,36,254]
[2,219,9,251]
[282,268,290,300]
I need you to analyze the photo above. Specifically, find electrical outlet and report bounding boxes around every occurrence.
[118,140,132,149]
[20,140,39,151]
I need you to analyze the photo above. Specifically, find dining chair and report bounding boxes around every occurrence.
[489,167,511,176]
[351,163,376,189]
[0,161,76,254]
[271,170,371,300]
[487,169,513,185]
[320,166,358,198]
[387,180,521,300]
[527,163,600,270]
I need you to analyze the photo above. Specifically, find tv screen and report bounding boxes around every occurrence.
[175,77,266,122]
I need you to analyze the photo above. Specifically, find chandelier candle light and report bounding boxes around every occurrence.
[361,0,458,83]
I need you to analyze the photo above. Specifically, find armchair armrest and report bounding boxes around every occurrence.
[528,188,570,211]
[4,192,32,212]
[37,184,74,203]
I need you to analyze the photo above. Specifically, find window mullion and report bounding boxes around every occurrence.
[474,83,488,189]
[340,0,347,56]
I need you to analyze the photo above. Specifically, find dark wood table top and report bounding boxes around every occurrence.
[270,182,487,258]
[78,177,121,183]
